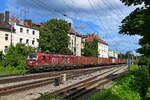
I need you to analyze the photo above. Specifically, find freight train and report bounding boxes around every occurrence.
[26,53,127,71]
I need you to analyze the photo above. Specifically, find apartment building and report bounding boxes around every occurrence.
[0,25,11,54]
[108,50,118,59]
[98,41,108,58]
[83,34,108,58]
[68,23,82,56]
[0,11,40,54]
[12,21,39,48]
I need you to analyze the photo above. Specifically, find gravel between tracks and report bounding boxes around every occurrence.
[0,65,127,100]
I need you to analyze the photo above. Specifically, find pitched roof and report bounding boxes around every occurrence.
[69,28,75,33]
[85,34,108,45]
[68,25,82,37]
[0,24,11,30]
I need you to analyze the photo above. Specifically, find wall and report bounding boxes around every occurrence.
[98,42,108,58]
[0,29,11,54]
[68,34,81,56]
[108,50,118,58]
[12,23,39,48]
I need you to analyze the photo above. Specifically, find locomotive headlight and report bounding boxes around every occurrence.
[35,61,38,66]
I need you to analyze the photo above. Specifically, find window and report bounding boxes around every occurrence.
[72,40,73,47]
[4,46,8,53]
[20,38,23,43]
[26,29,29,33]
[20,28,23,32]
[32,40,34,45]
[49,56,51,60]
[32,31,35,35]
[42,56,46,60]
[28,54,37,59]
[5,34,8,41]
[26,39,29,44]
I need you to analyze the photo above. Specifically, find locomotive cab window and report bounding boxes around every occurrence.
[28,54,37,59]
[42,56,46,60]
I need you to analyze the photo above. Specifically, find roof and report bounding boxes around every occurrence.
[10,18,43,29]
[16,23,39,30]
[9,18,20,24]
[85,34,108,45]
[68,28,82,37]
[32,22,45,28]
[0,24,11,31]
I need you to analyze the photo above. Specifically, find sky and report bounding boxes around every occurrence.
[0,0,141,55]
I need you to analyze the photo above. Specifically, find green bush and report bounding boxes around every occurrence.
[1,43,36,67]
[146,88,150,99]
[0,65,28,74]
[90,65,150,100]
[138,56,150,66]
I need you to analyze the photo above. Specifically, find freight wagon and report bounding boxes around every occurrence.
[26,53,127,71]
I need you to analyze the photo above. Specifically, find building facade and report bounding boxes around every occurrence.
[108,50,118,59]
[68,23,82,56]
[0,25,11,54]
[83,34,108,58]
[98,42,108,58]
[0,11,40,54]
[12,23,39,48]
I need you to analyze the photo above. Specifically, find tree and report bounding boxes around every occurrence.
[0,43,36,67]
[119,0,150,57]
[82,38,98,57]
[39,19,72,55]
[118,51,136,59]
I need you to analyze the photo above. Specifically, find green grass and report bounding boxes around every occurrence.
[0,65,29,74]
[90,65,150,100]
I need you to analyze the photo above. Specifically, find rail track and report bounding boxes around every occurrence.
[44,66,127,100]
[0,64,126,98]
[0,64,123,84]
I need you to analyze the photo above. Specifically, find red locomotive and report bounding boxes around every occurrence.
[26,53,127,71]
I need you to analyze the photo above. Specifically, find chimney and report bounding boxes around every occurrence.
[16,18,20,24]
[0,13,4,24]
[5,11,9,24]
[24,19,32,27]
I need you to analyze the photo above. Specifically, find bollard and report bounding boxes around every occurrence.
[63,74,66,82]
[54,78,59,86]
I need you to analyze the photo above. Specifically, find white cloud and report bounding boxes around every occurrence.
[5,0,141,53]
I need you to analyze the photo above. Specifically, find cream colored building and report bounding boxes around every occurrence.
[108,50,118,59]
[98,42,108,58]
[68,26,82,56]
[0,23,39,54]
[68,32,82,56]
[82,34,108,58]
[12,23,39,48]
[0,11,39,54]
[0,25,11,54]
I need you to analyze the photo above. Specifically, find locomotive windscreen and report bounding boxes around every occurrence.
[28,54,37,59]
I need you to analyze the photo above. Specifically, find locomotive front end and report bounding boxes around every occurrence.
[26,54,38,70]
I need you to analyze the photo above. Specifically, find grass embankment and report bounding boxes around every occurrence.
[0,65,29,74]
[91,65,150,100]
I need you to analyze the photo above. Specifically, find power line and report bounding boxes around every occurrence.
[101,0,123,19]
[31,0,70,19]
[87,0,110,32]
[61,0,98,33]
